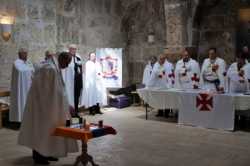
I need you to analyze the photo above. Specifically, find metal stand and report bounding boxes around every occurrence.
[74,141,99,166]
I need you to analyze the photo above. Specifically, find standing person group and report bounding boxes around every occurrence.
[142,47,250,117]
[10,45,106,164]
[142,46,250,93]
[11,45,106,123]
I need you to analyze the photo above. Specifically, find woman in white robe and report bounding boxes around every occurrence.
[82,52,104,115]
[18,52,78,164]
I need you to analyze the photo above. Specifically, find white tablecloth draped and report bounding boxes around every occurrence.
[178,92,234,130]
[137,88,250,131]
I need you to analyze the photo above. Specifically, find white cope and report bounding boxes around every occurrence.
[142,62,154,86]
[175,58,200,89]
[227,62,250,93]
[61,53,83,107]
[200,57,226,90]
[147,60,174,89]
[82,60,106,108]
[18,57,78,157]
[10,58,34,122]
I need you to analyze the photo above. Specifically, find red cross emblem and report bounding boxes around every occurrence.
[196,93,213,111]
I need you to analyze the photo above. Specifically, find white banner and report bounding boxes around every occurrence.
[96,48,122,88]
[178,92,235,131]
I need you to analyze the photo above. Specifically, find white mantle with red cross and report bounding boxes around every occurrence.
[138,88,250,131]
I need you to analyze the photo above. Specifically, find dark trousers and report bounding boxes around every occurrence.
[74,75,83,115]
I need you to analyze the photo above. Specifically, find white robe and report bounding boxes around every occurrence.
[147,61,173,89]
[227,62,250,93]
[18,57,78,157]
[175,58,200,89]
[61,54,82,107]
[200,57,226,90]
[82,60,106,108]
[164,60,175,88]
[10,59,34,122]
[142,62,153,86]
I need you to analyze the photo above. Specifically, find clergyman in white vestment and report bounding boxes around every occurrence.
[82,52,105,115]
[227,54,250,93]
[61,44,83,114]
[18,52,78,164]
[9,48,34,122]
[147,54,174,117]
[175,48,200,89]
[147,54,173,89]
[142,56,157,86]
[200,48,226,91]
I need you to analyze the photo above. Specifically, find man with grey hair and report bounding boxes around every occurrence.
[61,44,83,116]
[10,48,34,122]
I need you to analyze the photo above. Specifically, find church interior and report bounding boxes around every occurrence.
[1,0,250,166]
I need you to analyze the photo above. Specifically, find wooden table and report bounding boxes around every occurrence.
[53,124,117,166]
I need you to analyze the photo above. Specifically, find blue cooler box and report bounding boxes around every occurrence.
[109,95,131,109]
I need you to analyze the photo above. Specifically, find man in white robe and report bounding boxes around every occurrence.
[200,48,226,91]
[18,52,78,165]
[82,52,104,115]
[147,54,174,117]
[61,44,83,116]
[227,54,250,93]
[175,48,200,89]
[9,48,34,122]
[142,56,157,86]
[147,54,173,89]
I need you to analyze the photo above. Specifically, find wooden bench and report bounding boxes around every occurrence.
[0,90,10,128]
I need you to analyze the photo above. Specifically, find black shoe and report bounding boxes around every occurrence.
[156,110,164,117]
[164,109,170,118]
[34,159,50,165]
[33,150,50,165]
[89,107,95,115]
[46,157,59,162]
[94,104,103,114]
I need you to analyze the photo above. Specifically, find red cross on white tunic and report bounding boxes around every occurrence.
[196,93,213,111]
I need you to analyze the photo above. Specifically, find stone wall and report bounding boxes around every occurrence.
[0,0,248,87]
[0,0,57,87]
[196,0,238,64]
[0,0,125,87]
[122,0,166,84]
